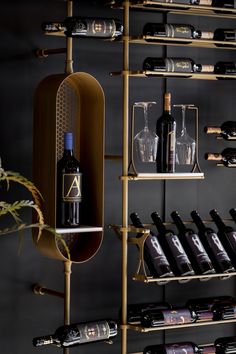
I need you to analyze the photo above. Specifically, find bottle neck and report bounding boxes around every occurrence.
[210,210,226,230]
[63,149,74,157]
[164,93,171,114]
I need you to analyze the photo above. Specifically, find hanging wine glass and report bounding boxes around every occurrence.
[133,101,158,163]
[174,104,196,165]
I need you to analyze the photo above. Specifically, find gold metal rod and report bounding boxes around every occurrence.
[64,261,72,354]
[65,0,73,74]
[36,48,67,58]
[33,284,64,298]
[121,2,130,354]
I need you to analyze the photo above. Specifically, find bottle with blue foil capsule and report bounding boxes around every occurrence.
[56,132,82,228]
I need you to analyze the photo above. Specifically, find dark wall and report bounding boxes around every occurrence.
[0,1,236,353]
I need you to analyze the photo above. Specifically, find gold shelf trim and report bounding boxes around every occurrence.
[120,172,204,180]
[110,70,236,80]
[127,36,236,50]
[109,1,236,18]
[126,318,236,332]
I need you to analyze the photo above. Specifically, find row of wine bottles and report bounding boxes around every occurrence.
[130,208,236,281]
[144,23,236,44]
[143,336,236,354]
[125,295,236,327]
[132,0,235,8]
[143,57,236,75]
[41,17,236,46]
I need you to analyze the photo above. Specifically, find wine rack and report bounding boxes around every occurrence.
[109,1,236,354]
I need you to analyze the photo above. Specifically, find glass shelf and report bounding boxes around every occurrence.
[110,70,236,80]
[108,0,236,18]
[127,36,236,50]
[127,318,236,332]
[120,172,204,180]
[55,226,103,234]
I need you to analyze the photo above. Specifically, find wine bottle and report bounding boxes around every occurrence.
[214,62,236,75]
[210,209,236,267]
[212,303,236,320]
[156,93,176,173]
[130,212,174,280]
[190,211,235,275]
[143,23,214,40]
[141,307,197,327]
[186,296,235,322]
[210,0,235,8]
[33,320,117,347]
[204,121,236,140]
[144,342,204,354]
[56,132,82,228]
[143,57,214,73]
[42,17,123,39]
[205,148,236,167]
[149,0,212,5]
[214,29,236,42]
[171,211,216,276]
[230,208,236,224]
[151,211,195,278]
[215,336,236,354]
[125,302,172,324]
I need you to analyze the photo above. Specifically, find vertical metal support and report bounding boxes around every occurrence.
[63,261,72,354]
[122,2,129,354]
[65,0,74,74]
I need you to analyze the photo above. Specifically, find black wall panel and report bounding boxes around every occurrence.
[0,1,236,353]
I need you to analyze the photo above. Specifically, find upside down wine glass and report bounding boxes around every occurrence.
[134,101,158,163]
[174,104,196,166]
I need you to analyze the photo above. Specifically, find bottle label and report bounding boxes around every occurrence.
[199,0,212,5]
[76,321,110,344]
[72,19,116,38]
[162,308,193,325]
[166,233,191,265]
[62,173,82,202]
[185,232,212,264]
[167,130,176,168]
[165,24,192,39]
[146,235,171,266]
[200,31,214,39]
[206,231,231,262]
[225,231,236,252]
[165,58,192,72]
[165,343,195,354]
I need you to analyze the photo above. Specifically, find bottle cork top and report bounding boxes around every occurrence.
[164,92,171,112]
[205,153,222,161]
[204,126,221,134]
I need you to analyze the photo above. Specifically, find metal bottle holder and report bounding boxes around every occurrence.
[33,72,105,263]
[128,103,203,177]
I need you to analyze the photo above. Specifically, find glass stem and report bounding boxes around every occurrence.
[181,106,187,136]
[144,105,149,132]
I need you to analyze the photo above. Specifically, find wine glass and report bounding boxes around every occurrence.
[174,104,196,165]
[133,101,158,163]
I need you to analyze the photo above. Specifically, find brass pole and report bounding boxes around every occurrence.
[64,261,72,354]
[65,0,73,74]
[121,2,129,354]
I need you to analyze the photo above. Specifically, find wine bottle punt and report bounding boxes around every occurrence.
[33,320,117,347]
[205,148,236,167]
[42,17,123,39]
[215,336,236,354]
[144,341,204,354]
[171,211,215,277]
[151,211,195,279]
[204,121,236,140]
[190,211,235,275]
[56,132,82,228]
[130,212,174,281]
[210,209,236,267]
[141,307,198,327]
[156,92,176,173]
